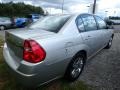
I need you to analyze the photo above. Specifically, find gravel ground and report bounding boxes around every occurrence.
[113,25,120,33]
[79,33,120,90]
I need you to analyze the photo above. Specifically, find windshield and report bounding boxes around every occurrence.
[30,15,71,33]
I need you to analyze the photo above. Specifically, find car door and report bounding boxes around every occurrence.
[94,16,111,46]
[76,14,102,57]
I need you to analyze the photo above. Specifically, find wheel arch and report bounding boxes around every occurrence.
[67,49,87,69]
[75,50,87,62]
[64,49,87,80]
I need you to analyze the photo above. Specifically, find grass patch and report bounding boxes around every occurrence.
[0,48,3,64]
[0,37,90,90]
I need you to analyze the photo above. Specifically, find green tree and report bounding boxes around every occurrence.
[0,2,44,17]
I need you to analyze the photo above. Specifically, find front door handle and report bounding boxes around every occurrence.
[85,35,92,40]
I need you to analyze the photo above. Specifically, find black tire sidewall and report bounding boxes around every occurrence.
[105,37,113,49]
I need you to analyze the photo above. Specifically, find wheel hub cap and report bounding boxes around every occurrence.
[71,57,84,78]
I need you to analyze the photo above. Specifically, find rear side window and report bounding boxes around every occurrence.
[76,17,85,32]
[81,15,97,31]
[95,16,106,29]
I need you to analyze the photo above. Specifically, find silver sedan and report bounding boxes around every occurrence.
[0,17,12,30]
[3,13,114,87]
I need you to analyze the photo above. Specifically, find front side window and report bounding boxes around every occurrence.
[30,15,71,33]
[81,15,97,31]
[95,16,106,29]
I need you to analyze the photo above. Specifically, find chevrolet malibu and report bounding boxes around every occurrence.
[3,13,114,87]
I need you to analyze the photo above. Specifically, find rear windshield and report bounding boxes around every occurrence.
[30,15,71,33]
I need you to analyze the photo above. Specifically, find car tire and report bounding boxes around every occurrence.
[105,37,113,49]
[64,53,85,82]
[0,25,5,30]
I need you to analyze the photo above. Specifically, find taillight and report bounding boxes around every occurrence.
[23,40,46,63]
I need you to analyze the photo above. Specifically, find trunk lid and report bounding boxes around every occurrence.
[5,28,55,59]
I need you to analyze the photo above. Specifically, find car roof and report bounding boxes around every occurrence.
[47,13,95,17]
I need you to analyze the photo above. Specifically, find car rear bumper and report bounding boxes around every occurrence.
[3,43,50,87]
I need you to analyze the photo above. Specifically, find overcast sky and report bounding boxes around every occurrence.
[0,0,120,17]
